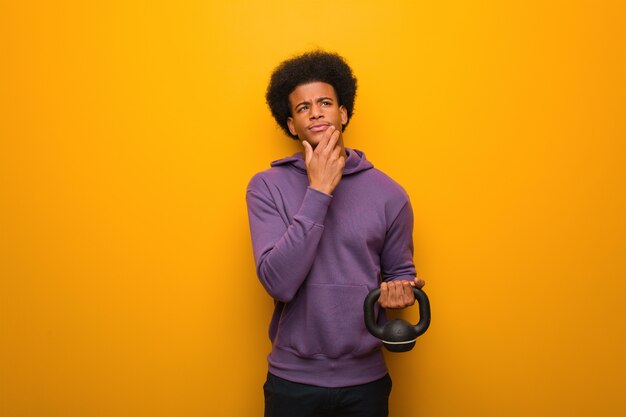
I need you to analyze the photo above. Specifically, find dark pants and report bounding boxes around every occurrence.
[263,372,392,417]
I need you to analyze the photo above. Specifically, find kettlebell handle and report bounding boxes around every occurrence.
[363,286,431,340]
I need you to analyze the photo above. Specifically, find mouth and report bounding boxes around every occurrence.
[308,123,331,133]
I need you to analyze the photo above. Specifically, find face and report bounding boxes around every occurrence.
[287,81,348,147]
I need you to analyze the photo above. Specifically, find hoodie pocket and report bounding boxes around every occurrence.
[276,284,380,359]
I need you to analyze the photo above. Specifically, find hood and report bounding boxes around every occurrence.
[270,148,374,175]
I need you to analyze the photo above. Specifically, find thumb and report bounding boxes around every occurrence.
[411,277,426,288]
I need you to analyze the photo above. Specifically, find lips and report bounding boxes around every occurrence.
[309,123,331,132]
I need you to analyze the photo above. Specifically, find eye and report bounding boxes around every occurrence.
[321,101,331,106]
[297,105,309,112]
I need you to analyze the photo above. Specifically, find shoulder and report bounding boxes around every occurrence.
[247,166,289,192]
[361,168,410,202]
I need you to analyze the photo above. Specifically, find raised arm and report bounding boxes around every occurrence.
[246,181,332,303]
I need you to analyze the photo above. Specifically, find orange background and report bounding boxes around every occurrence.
[1,1,625,416]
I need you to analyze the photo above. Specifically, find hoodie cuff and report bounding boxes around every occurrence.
[296,187,332,225]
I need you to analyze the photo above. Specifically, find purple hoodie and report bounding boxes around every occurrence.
[246,148,416,387]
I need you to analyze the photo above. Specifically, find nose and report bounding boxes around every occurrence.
[309,103,323,119]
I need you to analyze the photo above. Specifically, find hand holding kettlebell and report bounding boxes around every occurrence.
[364,278,431,353]
[378,278,425,309]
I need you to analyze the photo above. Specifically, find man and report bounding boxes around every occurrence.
[246,51,425,417]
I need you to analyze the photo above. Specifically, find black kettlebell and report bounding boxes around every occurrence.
[363,286,431,352]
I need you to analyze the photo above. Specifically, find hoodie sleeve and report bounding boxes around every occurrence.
[380,199,417,282]
[246,175,331,303]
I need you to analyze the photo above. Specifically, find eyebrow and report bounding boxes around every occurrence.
[294,97,334,109]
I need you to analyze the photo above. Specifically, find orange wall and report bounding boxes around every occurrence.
[1,1,625,416]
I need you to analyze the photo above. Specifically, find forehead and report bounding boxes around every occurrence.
[288,81,338,106]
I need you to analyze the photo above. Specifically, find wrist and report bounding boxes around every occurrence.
[309,184,333,195]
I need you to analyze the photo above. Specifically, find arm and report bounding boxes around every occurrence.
[378,199,426,308]
[246,127,345,303]
[246,182,331,303]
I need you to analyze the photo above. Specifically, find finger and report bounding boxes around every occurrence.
[324,127,341,153]
[331,141,343,159]
[302,141,313,164]
[338,154,346,169]
[379,281,388,305]
[402,280,415,306]
[389,281,401,308]
[316,125,335,153]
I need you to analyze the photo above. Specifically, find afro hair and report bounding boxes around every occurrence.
[265,50,357,139]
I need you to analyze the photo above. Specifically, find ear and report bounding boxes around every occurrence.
[340,105,348,126]
[287,117,297,136]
